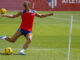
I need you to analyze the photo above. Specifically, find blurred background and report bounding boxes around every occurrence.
[0,0,80,60]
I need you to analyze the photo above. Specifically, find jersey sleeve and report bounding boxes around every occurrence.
[23,10,26,14]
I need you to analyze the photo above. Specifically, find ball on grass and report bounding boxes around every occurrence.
[5,47,13,55]
[0,8,7,14]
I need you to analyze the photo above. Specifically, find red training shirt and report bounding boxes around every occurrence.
[20,9,35,31]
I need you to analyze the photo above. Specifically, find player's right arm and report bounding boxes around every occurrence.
[2,11,22,18]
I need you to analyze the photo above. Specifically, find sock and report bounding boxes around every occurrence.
[0,36,6,40]
[2,36,6,40]
[20,49,25,53]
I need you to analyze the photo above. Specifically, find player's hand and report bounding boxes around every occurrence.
[50,13,53,16]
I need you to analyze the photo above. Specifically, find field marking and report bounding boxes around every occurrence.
[0,48,80,51]
[0,48,67,51]
[0,48,58,50]
[55,14,80,15]
[47,16,80,23]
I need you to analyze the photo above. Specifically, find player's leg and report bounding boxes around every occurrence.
[19,33,32,55]
[0,31,22,43]
[23,33,32,49]
[5,31,22,43]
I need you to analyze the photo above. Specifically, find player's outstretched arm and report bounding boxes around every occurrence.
[35,11,53,18]
[2,11,22,18]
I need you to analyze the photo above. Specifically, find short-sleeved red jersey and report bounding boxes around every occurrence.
[20,9,35,31]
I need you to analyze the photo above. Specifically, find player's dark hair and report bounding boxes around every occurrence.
[24,1,30,9]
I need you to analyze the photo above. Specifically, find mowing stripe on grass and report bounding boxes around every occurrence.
[0,48,67,50]
[0,48,80,51]
[47,16,80,23]
[55,14,80,15]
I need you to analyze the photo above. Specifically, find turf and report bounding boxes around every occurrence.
[0,11,80,60]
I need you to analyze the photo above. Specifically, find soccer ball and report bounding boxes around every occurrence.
[0,8,7,14]
[5,47,13,55]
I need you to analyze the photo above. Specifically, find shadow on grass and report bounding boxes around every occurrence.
[13,53,26,56]
[0,53,6,55]
[0,53,26,56]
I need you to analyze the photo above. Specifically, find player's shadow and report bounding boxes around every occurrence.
[12,53,22,55]
[0,53,18,55]
[0,53,6,55]
[0,53,25,56]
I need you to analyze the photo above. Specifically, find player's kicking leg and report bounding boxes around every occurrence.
[0,31,22,42]
[19,33,32,55]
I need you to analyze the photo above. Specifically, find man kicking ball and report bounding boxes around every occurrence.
[0,1,53,55]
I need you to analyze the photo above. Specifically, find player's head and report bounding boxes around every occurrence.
[24,1,30,10]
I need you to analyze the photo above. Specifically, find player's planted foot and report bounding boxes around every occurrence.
[19,49,26,55]
[19,52,26,55]
[0,36,6,40]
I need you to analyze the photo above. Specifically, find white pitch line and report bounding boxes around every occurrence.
[0,48,80,51]
[55,14,80,15]
[47,16,80,23]
[0,48,67,51]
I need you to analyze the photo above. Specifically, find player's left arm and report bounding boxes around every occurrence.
[2,11,22,18]
[35,11,53,18]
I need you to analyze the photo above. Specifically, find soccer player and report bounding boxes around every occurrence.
[0,1,53,55]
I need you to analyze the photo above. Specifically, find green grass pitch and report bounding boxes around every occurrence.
[0,11,80,60]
